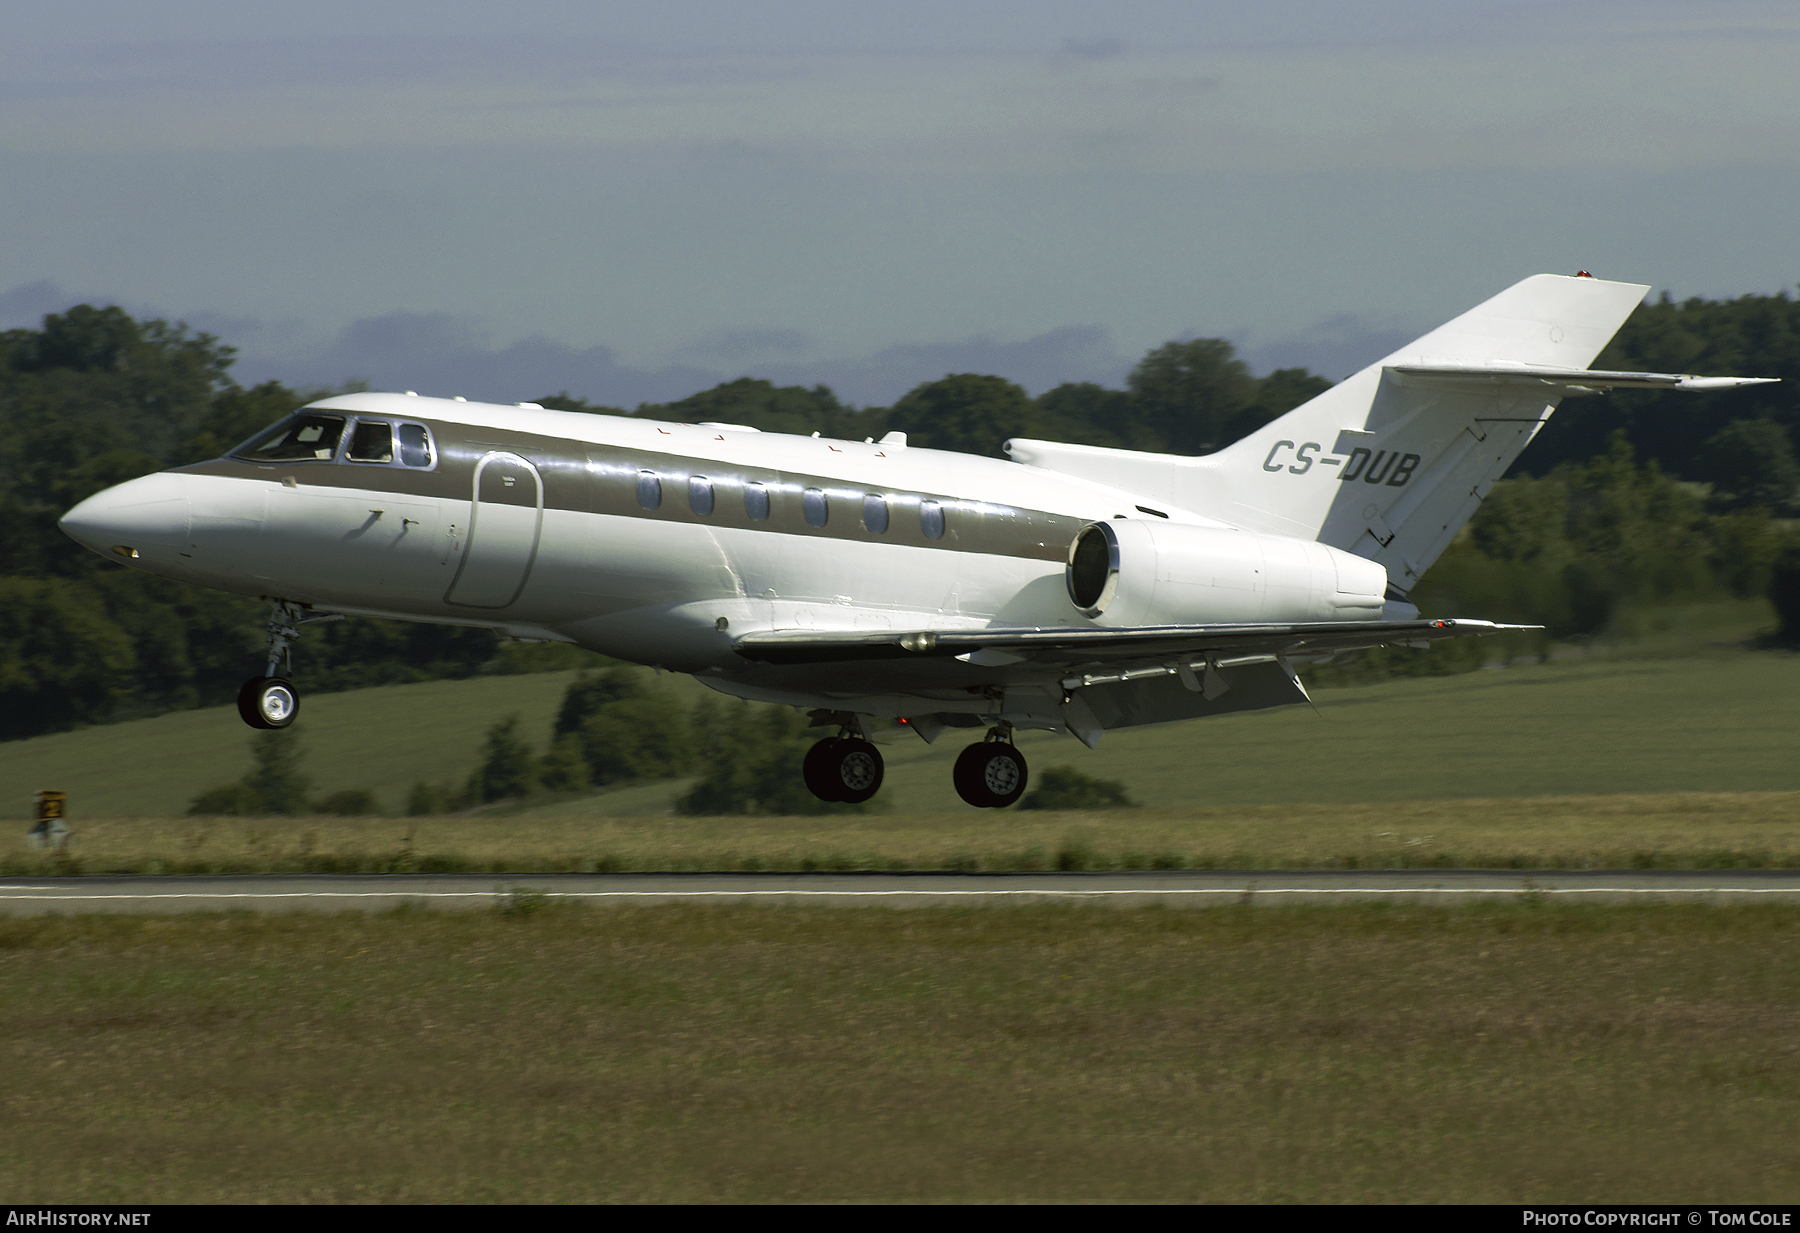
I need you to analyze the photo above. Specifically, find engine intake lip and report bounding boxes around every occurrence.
[1066,521,1120,617]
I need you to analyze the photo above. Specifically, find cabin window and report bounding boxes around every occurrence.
[920,499,945,540]
[689,475,714,516]
[802,487,828,528]
[744,482,770,521]
[637,470,662,510]
[232,413,347,463]
[863,494,889,534]
[346,420,394,463]
[397,423,433,467]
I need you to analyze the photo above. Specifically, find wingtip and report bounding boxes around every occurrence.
[1675,376,1781,390]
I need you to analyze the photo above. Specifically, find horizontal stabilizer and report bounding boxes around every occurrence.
[734,617,1534,667]
[1389,364,1778,392]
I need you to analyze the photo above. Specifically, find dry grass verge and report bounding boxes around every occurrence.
[9,790,1800,876]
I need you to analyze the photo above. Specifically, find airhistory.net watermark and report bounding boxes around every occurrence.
[5,1215,150,1227]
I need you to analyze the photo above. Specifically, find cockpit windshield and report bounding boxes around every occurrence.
[233,413,347,463]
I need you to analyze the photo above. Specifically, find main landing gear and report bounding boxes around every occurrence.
[952,726,1029,809]
[803,720,885,805]
[802,705,885,802]
[798,717,1030,809]
[236,600,341,730]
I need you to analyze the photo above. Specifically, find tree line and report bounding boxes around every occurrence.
[7,289,1800,743]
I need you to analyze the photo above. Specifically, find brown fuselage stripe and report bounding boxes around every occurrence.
[179,418,1088,563]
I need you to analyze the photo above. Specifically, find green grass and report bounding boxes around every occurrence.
[0,669,596,819]
[4,903,1799,1203]
[13,792,1800,877]
[6,645,1800,824]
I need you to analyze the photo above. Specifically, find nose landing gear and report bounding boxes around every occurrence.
[952,725,1029,809]
[802,715,885,804]
[238,676,299,729]
[236,600,342,730]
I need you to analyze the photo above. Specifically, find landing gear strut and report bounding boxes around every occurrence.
[802,715,884,804]
[953,725,1029,808]
[236,600,340,730]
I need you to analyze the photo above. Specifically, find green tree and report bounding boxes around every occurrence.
[465,714,538,803]
[406,781,457,816]
[2,305,237,487]
[1770,544,1800,642]
[1519,287,1800,480]
[1226,368,1333,444]
[1564,432,1714,604]
[1018,766,1137,810]
[1698,418,1800,511]
[178,379,315,465]
[578,696,691,785]
[1034,382,1136,449]
[241,725,315,815]
[1469,475,1573,567]
[538,733,592,793]
[1125,338,1255,454]
[0,576,137,739]
[1034,366,1331,453]
[1710,509,1786,599]
[186,782,262,816]
[678,701,863,815]
[531,390,630,416]
[296,616,499,694]
[188,726,315,816]
[554,666,647,737]
[644,378,861,439]
[317,788,381,816]
[550,667,692,786]
[883,374,1038,457]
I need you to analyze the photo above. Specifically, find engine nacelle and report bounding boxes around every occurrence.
[1065,519,1387,626]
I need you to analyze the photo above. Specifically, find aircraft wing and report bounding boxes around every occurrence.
[1388,364,1778,392]
[733,618,1534,669]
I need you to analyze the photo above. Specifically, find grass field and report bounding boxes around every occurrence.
[4,646,1799,873]
[7,617,1797,1202]
[8,649,1800,818]
[4,902,1798,1203]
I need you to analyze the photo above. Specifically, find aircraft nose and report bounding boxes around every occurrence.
[58,472,192,562]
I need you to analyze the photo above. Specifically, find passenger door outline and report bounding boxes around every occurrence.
[445,452,544,609]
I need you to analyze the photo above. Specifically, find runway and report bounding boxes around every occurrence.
[5,869,1800,913]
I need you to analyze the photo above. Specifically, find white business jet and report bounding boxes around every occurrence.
[58,274,1774,807]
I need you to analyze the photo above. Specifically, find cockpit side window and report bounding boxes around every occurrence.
[397,423,433,468]
[346,420,395,463]
[232,413,347,463]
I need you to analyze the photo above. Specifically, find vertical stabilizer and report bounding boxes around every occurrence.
[1188,274,1648,589]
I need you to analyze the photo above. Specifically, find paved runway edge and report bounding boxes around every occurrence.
[6,870,1800,914]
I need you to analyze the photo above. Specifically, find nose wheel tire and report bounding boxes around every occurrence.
[803,737,885,804]
[237,676,300,730]
[953,741,1028,808]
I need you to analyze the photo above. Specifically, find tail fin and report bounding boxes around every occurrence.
[1200,273,1651,590]
[1009,274,1649,593]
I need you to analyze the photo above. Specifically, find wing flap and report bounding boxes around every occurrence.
[733,618,1535,667]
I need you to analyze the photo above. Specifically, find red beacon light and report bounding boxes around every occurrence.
[1573,270,1595,278]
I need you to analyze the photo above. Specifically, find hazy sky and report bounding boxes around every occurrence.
[3,2,1798,405]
